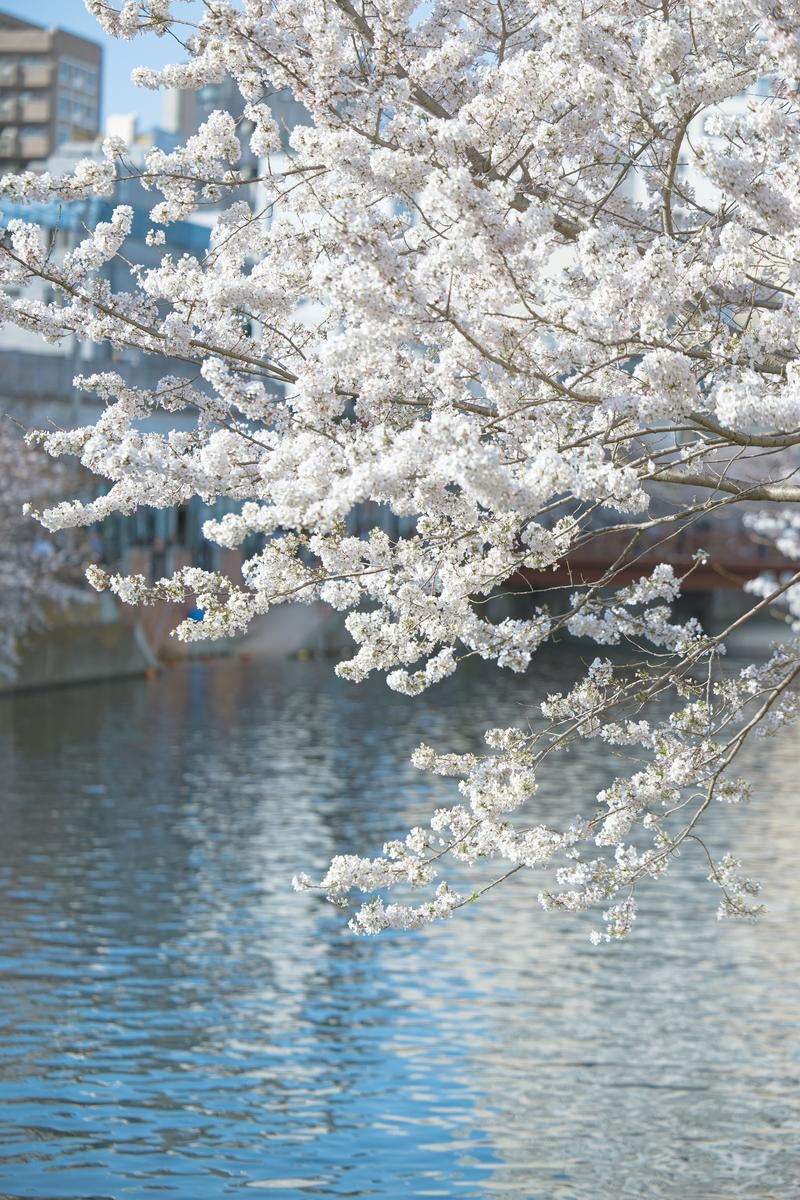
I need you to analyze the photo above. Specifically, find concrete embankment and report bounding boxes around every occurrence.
[240,603,349,659]
[0,598,159,695]
[141,600,348,662]
[1,598,350,694]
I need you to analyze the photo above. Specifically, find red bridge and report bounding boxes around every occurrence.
[518,526,797,592]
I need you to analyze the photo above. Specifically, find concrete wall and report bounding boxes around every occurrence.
[1,619,158,694]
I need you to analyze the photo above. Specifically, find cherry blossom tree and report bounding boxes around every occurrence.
[2,0,800,939]
[0,422,77,678]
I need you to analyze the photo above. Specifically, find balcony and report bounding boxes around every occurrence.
[18,132,49,158]
[20,97,49,121]
[0,31,50,53]
[22,62,52,88]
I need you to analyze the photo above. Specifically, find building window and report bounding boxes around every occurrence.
[55,56,99,145]
[57,57,98,97]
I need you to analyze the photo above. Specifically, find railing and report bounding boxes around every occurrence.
[20,98,50,121]
[519,524,796,591]
[21,63,52,88]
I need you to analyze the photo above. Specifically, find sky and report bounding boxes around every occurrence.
[0,0,204,129]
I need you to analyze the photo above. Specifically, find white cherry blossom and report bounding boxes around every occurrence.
[3,0,800,940]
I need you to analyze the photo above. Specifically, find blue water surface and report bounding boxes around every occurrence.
[0,656,797,1199]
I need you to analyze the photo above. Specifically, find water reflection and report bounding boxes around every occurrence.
[0,656,797,1198]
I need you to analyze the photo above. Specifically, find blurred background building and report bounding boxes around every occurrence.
[163,73,309,167]
[0,10,263,581]
[0,10,101,169]
[0,8,342,684]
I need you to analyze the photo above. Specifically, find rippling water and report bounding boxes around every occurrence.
[0,655,797,1199]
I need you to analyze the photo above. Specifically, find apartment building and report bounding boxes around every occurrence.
[0,11,101,169]
[164,73,310,169]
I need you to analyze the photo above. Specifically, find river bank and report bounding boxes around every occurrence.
[1,586,788,695]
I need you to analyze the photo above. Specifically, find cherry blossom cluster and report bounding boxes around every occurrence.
[3,0,800,938]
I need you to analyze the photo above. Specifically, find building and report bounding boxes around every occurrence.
[0,125,208,363]
[0,68,310,577]
[0,10,101,170]
[164,74,310,172]
[0,124,286,573]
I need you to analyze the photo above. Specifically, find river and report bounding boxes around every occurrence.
[0,655,797,1198]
